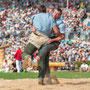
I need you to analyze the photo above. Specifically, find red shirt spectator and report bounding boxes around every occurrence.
[14,48,22,61]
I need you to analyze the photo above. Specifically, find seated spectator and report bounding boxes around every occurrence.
[80,61,88,72]
[10,60,17,72]
[2,60,10,72]
[65,62,69,70]
[68,62,75,71]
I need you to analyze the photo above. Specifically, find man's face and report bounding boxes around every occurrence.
[53,9,61,20]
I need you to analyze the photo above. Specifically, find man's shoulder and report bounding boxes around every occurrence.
[33,13,48,16]
[31,13,50,19]
[56,19,64,25]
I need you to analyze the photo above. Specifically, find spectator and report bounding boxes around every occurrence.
[68,62,75,71]
[14,47,22,73]
[2,60,10,72]
[10,60,17,72]
[80,61,88,72]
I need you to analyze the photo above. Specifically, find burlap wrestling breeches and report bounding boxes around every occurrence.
[29,32,50,49]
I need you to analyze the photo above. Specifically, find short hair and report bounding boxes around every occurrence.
[55,7,62,15]
[38,5,46,13]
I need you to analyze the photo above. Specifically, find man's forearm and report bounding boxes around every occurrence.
[53,25,61,35]
[30,22,33,29]
[50,34,65,43]
[30,22,36,33]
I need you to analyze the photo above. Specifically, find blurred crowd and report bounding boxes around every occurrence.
[0,0,90,72]
[49,40,90,70]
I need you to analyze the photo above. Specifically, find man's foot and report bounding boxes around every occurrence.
[38,80,45,85]
[22,55,32,69]
[46,77,52,85]
[51,75,60,84]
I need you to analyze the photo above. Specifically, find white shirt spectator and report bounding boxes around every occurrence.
[81,63,88,69]
[3,60,10,72]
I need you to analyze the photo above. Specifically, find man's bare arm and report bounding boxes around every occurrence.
[30,22,36,33]
[48,34,65,44]
[52,25,61,35]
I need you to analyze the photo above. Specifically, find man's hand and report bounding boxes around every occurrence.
[48,33,65,44]
[32,26,36,33]
[48,39,53,44]
[30,22,36,33]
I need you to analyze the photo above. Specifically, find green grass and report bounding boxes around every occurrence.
[0,72,38,79]
[51,72,90,79]
[0,72,90,80]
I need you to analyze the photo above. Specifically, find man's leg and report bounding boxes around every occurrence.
[19,61,22,72]
[37,43,59,85]
[21,42,37,59]
[37,45,51,85]
[45,52,60,84]
[16,60,20,73]
[32,42,57,66]
[38,43,57,59]
[21,42,37,69]
[44,53,52,84]
[38,55,46,85]
[38,46,52,85]
[38,51,59,85]
[33,42,57,62]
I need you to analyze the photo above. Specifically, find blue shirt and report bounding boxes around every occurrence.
[31,13,56,37]
[50,18,65,37]
[56,19,65,34]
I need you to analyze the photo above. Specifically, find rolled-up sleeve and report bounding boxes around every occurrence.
[52,19,56,27]
[31,15,35,23]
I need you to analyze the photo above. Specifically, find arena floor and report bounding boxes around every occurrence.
[0,78,90,90]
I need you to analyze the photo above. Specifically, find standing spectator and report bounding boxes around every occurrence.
[14,47,22,73]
